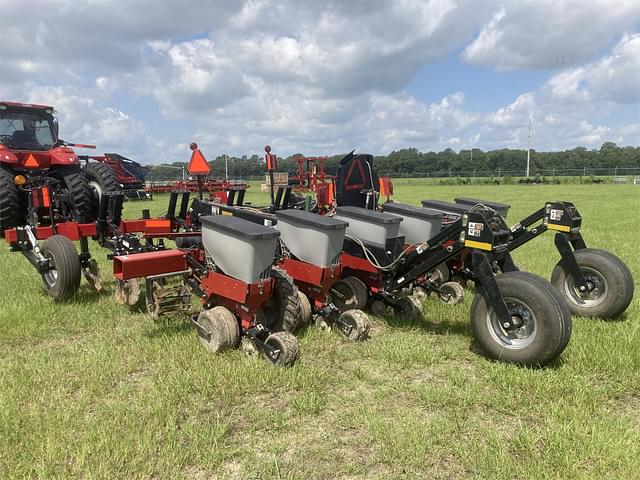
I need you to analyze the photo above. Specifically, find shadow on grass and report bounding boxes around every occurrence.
[468,341,568,370]
[68,286,112,305]
[143,316,193,339]
[379,311,473,337]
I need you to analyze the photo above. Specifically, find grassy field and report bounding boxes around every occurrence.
[1,181,638,479]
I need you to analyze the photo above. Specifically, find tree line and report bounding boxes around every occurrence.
[145,142,640,181]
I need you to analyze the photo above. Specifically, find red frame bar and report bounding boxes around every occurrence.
[280,258,341,309]
[340,252,382,292]
[113,249,187,280]
[200,271,274,329]
[4,222,97,243]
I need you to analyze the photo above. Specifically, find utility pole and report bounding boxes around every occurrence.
[526,115,532,177]
[224,153,229,179]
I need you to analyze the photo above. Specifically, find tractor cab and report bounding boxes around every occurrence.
[0,102,58,152]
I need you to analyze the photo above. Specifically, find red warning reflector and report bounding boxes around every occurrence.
[187,149,211,176]
[24,154,39,168]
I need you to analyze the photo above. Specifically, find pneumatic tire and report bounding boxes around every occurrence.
[50,168,94,223]
[264,331,300,366]
[0,167,26,235]
[551,248,634,319]
[470,271,570,367]
[85,162,120,218]
[40,235,82,301]
[261,268,303,332]
[196,306,240,353]
[330,276,369,310]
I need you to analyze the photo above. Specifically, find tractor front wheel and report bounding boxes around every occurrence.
[40,235,82,301]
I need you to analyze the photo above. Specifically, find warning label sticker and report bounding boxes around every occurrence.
[550,209,564,221]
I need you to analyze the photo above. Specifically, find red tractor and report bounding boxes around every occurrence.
[0,101,119,234]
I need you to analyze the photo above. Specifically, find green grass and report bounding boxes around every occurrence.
[1,182,639,479]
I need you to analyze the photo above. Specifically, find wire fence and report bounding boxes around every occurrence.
[144,166,640,185]
[379,167,640,178]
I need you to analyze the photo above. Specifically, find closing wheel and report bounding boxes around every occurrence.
[260,268,303,332]
[471,271,570,367]
[298,291,313,325]
[394,296,423,319]
[338,309,370,341]
[40,235,82,301]
[196,306,240,353]
[551,248,634,319]
[439,281,465,305]
[330,276,369,310]
[264,331,300,366]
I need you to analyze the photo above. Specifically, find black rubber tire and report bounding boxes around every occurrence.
[40,235,82,301]
[338,309,370,341]
[49,168,94,223]
[0,167,26,235]
[519,272,572,360]
[395,296,423,319]
[551,248,634,319]
[264,331,300,366]
[261,268,303,332]
[470,271,570,367]
[85,162,120,218]
[196,306,240,353]
[298,291,313,325]
[330,276,369,310]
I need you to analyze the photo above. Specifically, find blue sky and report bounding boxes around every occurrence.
[0,0,638,164]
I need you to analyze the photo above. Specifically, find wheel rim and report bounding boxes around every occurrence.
[88,180,103,202]
[486,297,537,349]
[339,313,359,340]
[564,267,608,307]
[43,252,58,287]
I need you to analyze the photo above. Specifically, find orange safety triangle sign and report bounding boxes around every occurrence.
[24,153,39,168]
[187,149,211,176]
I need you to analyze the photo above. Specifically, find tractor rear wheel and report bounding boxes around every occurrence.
[49,168,94,223]
[551,248,634,319]
[85,162,120,217]
[40,235,82,301]
[260,268,303,332]
[0,167,26,235]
